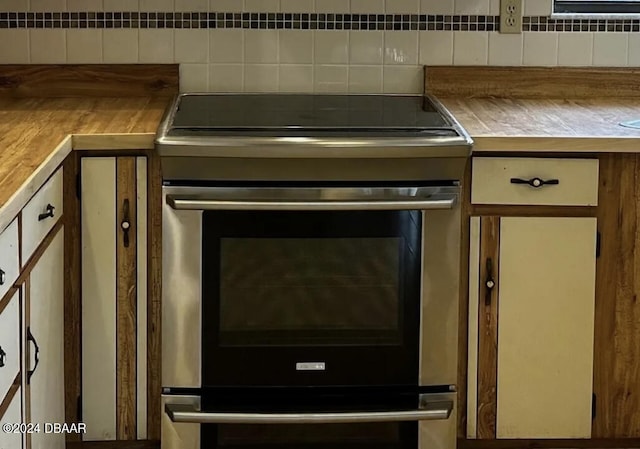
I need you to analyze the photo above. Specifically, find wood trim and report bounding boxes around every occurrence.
[0,373,20,419]
[593,153,640,438]
[470,205,596,217]
[63,153,82,442]
[116,157,138,440]
[15,219,64,286]
[0,65,179,98]
[424,66,640,98]
[476,216,499,439]
[146,150,162,440]
[458,438,640,448]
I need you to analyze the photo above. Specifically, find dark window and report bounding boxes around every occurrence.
[555,1,640,14]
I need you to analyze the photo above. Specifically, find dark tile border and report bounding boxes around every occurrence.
[0,12,638,31]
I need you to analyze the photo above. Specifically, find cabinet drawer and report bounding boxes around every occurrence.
[22,168,63,265]
[0,290,20,404]
[0,219,19,301]
[0,387,23,449]
[471,157,599,206]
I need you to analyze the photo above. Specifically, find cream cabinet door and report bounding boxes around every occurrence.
[0,387,24,449]
[496,217,597,439]
[27,229,65,449]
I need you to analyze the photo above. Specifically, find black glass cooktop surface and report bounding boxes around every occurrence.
[168,94,459,137]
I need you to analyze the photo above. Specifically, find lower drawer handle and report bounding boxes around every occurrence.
[0,268,5,285]
[0,345,5,367]
[26,327,40,384]
[164,400,453,424]
[38,204,55,221]
[510,177,559,188]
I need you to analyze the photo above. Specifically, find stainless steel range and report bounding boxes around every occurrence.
[156,94,472,449]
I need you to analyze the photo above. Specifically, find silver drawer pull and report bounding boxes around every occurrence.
[164,400,453,424]
[510,177,559,188]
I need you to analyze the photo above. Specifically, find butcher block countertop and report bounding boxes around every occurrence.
[427,66,640,153]
[440,97,640,153]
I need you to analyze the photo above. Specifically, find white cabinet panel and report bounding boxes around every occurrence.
[0,387,24,449]
[0,219,19,301]
[496,217,596,438]
[28,229,65,449]
[0,290,20,404]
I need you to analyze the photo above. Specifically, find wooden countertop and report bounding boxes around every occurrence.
[0,96,169,232]
[440,97,640,152]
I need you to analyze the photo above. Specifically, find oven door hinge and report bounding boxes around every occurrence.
[596,231,601,259]
[592,393,597,419]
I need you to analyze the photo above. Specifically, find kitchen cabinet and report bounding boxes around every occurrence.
[0,387,23,449]
[25,229,65,449]
[81,156,148,441]
[467,216,597,439]
[464,156,599,441]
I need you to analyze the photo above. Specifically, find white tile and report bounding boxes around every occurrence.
[523,32,558,66]
[0,30,30,63]
[175,0,209,10]
[67,30,103,63]
[175,29,209,62]
[348,65,383,93]
[210,0,245,11]
[453,31,488,65]
[281,0,314,12]
[244,0,279,11]
[103,29,139,63]
[279,30,313,64]
[30,30,66,63]
[384,31,418,65]
[558,33,593,66]
[245,30,278,63]
[382,65,423,93]
[244,64,279,92]
[488,32,522,65]
[419,31,453,64]
[454,0,490,15]
[314,65,348,92]
[420,0,454,14]
[386,0,420,14]
[180,64,209,92]
[593,33,628,67]
[139,29,174,63]
[210,29,243,62]
[524,0,552,16]
[68,0,103,11]
[140,0,174,10]
[314,0,349,13]
[489,0,500,14]
[104,0,138,10]
[349,31,383,64]
[209,63,244,91]
[315,30,348,63]
[279,64,314,92]
[629,33,640,67]
[1,0,29,9]
[29,0,64,11]
[351,0,384,13]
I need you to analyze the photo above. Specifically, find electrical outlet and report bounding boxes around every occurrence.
[500,0,522,34]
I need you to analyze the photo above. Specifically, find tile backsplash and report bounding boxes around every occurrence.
[0,0,638,93]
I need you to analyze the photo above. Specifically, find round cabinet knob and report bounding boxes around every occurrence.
[531,178,542,187]
[0,268,5,285]
[486,279,495,289]
[121,221,131,231]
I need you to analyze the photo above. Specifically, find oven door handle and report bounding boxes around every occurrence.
[164,400,453,424]
[166,190,458,211]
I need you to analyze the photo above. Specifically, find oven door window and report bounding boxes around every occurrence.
[202,210,422,387]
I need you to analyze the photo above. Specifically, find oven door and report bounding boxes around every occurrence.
[163,185,459,388]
